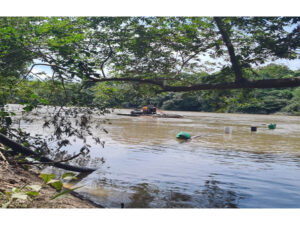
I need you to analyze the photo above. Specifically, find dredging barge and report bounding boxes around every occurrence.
[117,105,183,118]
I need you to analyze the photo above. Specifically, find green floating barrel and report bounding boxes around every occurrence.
[176,131,191,140]
[268,124,276,129]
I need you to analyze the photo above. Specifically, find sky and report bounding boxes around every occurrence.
[32,57,300,79]
[273,58,300,71]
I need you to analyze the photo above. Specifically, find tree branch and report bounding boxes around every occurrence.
[25,63,300,93]
[100,39,114,78]
[17,151,83,165]
[0,133,96,173]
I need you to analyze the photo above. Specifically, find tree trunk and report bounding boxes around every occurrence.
[214,17,245,83]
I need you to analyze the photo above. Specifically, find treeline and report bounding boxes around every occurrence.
[94,64,300,115]
[1,64,300,115]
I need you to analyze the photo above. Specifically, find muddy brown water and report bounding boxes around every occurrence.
[10,105,300,208]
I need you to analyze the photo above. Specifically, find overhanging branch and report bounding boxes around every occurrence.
[87,77,165,87]
[26,64,300,92]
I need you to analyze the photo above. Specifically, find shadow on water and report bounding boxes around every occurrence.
[125,177,244,208]
[127,183,159,208]
[195,179,241,208]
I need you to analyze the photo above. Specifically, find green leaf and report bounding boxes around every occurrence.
[11,193,28,200]
[30,93,39,99]
[26,191,39,197]
[39,173,56,184]
[5,117,12,126]
[62,172,76,180]
[39,98,49,105]
[23,104,34,112]
[23,142,30,147]
[28,184,42,192]
[50,186,83,200]
[48,180,63,191]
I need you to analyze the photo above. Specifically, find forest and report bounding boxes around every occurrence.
[1,63,300,115]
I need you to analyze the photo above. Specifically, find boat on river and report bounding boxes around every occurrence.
[117,105,183,118]
[117,113,183,118]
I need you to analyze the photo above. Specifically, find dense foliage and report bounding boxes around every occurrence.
[1,64,300,115]
[1,17,300,92]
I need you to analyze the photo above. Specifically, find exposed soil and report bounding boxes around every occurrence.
[0,161,97,208]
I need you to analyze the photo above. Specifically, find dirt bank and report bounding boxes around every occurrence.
[0,161,97,208]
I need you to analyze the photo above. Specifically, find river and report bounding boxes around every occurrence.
[14,106,300,208]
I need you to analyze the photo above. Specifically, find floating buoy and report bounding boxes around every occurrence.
[176,131,191,140]
[251,126,257,132]
[268,124,276,129]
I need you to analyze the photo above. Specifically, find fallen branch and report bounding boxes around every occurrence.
[0,133,97,173]
[17,151,83,165]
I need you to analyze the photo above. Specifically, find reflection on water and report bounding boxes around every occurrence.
[119,177,242,208]
[128,183,159,208]
[20,108,300,208]
[196,179,240,208]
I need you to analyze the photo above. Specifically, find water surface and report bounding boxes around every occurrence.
[18,106,300,208]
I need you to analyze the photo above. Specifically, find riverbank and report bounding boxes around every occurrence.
[117,107,300,116]
[0,161,97,208]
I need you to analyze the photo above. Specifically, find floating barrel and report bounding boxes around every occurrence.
[251,126,257,132]
[176,131,191,140]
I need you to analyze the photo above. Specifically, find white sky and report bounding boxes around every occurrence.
[1,0,300,16]
[271,59,300,71]
[32,57,300,79]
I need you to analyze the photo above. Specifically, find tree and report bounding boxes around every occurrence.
[5,17,297,92]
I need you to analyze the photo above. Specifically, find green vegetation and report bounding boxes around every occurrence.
[1,64,299,115]
[0,172,80,208]
[1,17,299,115]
